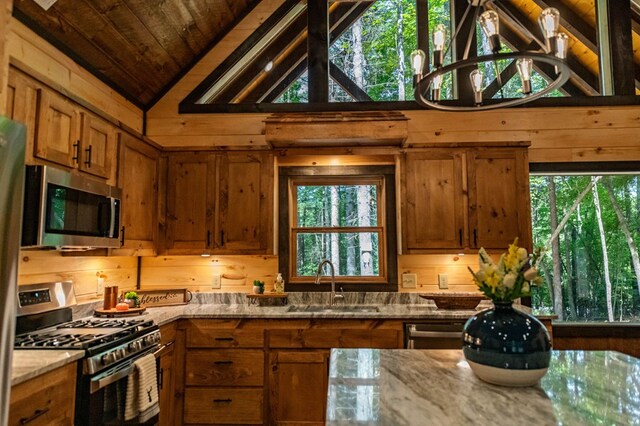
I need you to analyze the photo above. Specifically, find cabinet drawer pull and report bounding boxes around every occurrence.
[220,230,224,246]
[473,229,477,247]
[84,145,92,166]
[159,367,164,390]
[20,408,50,424]
[207,230,211,247]
[72,141,80,163]
[458,228,462,246]
[213,399,233,403]
[120,226,126,247]
[214,337,234,341]
[214,360,234,365]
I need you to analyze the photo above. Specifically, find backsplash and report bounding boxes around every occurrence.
[17,252,481,302]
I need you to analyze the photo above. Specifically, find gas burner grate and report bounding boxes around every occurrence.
[57,318,147,329]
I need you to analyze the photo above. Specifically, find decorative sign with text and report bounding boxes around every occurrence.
[136,289,192,307]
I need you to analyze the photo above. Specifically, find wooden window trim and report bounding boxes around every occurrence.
[278,166,398,292]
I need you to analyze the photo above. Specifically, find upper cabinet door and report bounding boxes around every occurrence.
[78,111,116,179]
[35,89,80,168]
[467,148,532,250]
[403,151,466,250]
[217,152,273,253]
[6,69,38,160]
[166,153,217,253]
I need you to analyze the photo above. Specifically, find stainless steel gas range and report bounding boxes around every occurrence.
[14,281,162,425]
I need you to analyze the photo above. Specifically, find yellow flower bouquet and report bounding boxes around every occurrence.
[468,238,543,302]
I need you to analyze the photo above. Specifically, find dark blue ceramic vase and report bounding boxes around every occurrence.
[462,301,552,387]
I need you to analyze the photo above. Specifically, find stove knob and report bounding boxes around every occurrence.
[117,348,127,360]
[101,352,115,365]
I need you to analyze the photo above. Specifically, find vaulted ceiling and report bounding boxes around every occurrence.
[12,0,640,110]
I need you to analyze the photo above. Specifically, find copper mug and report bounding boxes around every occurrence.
[103,286,118,310]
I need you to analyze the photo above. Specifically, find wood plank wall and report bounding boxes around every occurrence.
[7,19,143,133]
[18,251,137,302]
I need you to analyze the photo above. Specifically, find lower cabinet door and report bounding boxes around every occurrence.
[268,350,330,425]
[184,388,263,424]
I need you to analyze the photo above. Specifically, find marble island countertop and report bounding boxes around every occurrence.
[326,349,640,426]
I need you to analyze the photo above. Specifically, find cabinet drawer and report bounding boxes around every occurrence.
[186,349,264,386]
[9,363,76,426]
[187,328,264,348]
[184,388,263,424]
[269,329,401,349]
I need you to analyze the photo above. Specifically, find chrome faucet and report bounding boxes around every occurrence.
[314,259,345,306]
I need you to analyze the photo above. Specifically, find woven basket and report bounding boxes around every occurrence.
[419,292,487,310]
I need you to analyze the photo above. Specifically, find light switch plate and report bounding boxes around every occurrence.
[212,274,221,289]
[438,273,449,289]
[402,273,417,289]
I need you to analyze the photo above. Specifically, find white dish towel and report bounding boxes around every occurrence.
[124,353,160,422]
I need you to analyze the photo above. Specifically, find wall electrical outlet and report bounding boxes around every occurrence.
[402,273,417,289]
[212,274,221,289]
[96,278,104,296]
[438,273,449,289]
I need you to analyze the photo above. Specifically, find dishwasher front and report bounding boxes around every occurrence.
[404,321,466,349]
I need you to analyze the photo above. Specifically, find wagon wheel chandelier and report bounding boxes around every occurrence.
[410,0,571,111]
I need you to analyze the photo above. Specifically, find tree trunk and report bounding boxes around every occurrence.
[592,177,614,321]
[352,19,366,88]
[346,187,357,275]
[548,176,601,247]
[548,176,564,320]
[330,186,340,273]
[603,178,640,297]
[395,0,406,100]
[565,224,577,319]
[357,185,373,276]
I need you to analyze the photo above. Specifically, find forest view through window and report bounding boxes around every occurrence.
[530,174,640,322]
[291,177,386,282]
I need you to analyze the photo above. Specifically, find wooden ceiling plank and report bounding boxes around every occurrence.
[528,0,597,51]
[50,0,168,94]
[181,0,231,41]
[121,0,198,65]
[90,0,181,75]
[12,2,151,101]
[156,0,210,54]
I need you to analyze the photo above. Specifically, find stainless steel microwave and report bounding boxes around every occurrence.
[22,166,122,249]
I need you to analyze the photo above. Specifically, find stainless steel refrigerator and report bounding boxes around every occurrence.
[0,116,26,426]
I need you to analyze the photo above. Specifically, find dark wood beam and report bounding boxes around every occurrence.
[498,22,588,97]
[416,0,429,73]
[307,0,329,103]
[596,0,635,95]
[451,0,477,102]
[632,3,640,33]
[253,2,373,103]
[329,61,372,101]
[496,2,598,96]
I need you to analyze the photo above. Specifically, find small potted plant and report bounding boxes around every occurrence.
[124,291,140,308]
[253,280,265,294]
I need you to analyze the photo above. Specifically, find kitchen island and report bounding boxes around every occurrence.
[326,349,640,425]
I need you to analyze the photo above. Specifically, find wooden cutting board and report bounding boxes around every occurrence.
[94,307,146,317]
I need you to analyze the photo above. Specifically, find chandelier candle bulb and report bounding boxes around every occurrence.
[539,7,561,52]
[432,23,447,68]
[479,10,501,53]
[470,69,484,105]
[410,49,426,78]
[516,58,534,94]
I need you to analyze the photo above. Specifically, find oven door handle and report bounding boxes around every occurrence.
[153,341,174,359]
[90,362,134,394]
[407,329,463,339]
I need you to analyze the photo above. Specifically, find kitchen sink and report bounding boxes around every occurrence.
[286,305,380,313]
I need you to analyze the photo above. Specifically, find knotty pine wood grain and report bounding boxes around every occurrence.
[7,19,142,132]
[18,251,137,301]
[0,0,12,115]
[140,255,278,292]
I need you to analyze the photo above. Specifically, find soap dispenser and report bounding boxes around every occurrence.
[274,273,285,293]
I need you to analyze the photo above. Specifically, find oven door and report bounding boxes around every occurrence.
[77,345,161,426]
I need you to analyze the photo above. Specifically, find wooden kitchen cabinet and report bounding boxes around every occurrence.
[77,111,117,179]
[217,152,273,253]
[402,146,531,252]
[164,151,273,255]
[114,132,160,256]
[9,362,77,426]
[35,88,81,169]
[6,67,38,161]
[268,350,329,426]
[165,152,217,253]
[159,323,177,426]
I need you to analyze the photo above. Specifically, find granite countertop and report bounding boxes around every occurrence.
[326,349,640,425]
[11,349,85,386]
